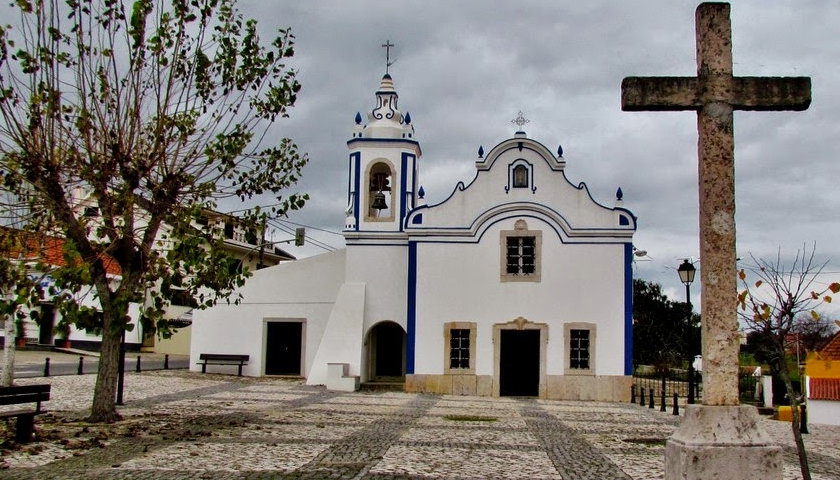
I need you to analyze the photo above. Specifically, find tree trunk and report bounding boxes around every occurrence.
[87,312,123,423]
[778,366,811,480]
[1,316,16,386]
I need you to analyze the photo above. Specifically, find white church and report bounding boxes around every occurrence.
[191,72,637,402]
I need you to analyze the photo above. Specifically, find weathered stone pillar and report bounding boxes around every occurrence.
[621,3,811,479]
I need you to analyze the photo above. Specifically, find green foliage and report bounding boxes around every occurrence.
[0,0,308,420]
[632,279,700,368]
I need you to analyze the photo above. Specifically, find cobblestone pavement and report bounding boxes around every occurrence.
[1,371,839,479]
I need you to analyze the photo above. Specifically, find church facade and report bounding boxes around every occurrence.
[191,73,637,401]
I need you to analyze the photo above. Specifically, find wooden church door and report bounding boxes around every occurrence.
[265,321,302,375]
[499,329,540,396]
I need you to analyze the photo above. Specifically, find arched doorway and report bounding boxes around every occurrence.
[367,321,406,381]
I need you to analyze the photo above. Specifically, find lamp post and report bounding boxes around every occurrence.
[677,259,697,404]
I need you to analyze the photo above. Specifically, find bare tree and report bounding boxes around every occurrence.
[0,0,308,422]
[738,245,840,480]
[792,312,838,355]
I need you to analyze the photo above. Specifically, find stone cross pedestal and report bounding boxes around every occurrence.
[621,3,810,479]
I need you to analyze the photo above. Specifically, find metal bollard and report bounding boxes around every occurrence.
[78,356,84,375]
[800,403,809,434]
[639,387,646,406]
[648,388,654,409]
[631,384,636,404]
[136,355,141,373]
[44,357,50,377]
[660,389,666,412]
[687,366,695,404]
[673,392,679,416]
[164,354,169,370]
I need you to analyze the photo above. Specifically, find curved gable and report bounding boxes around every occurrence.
[406,134,636,242]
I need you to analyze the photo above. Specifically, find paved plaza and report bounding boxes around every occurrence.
[1,371,839,479]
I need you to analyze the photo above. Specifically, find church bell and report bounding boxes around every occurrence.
[371,191,388,211]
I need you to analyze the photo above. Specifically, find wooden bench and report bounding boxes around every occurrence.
[197,353,249,376]
[0,384,51,443]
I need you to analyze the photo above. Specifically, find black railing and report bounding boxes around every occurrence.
[633,366,701,405]
[632,365,765,409]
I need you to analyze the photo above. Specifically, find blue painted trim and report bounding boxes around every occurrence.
[624,243,634,375]
[350,152,361,231]
[347,138,420,147]
[425,174,479,210]
[400,153,413,230]
[423,139,636,221]
[343,242,411,247]
[506,159,535,193]
[614,206,638,223]
[406,241,417,374]
[405,201,636,240]
[477,139,563,172]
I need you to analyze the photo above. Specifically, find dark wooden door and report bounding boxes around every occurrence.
[38,304,55,345]
[265,322,302,375]
[499,329,540,396]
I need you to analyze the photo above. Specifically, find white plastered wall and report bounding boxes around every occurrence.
[412,217,627,378]
[345,243,408,334]
[807,399,840,426]
[190,250,346,377]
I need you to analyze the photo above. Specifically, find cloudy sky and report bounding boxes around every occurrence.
[237,0,840,311]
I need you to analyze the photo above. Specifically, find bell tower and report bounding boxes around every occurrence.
[345,73,421,234]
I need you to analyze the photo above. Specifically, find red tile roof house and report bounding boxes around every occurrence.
[804,331,840,426]
[0,228,141,351]
[1,217,295,353]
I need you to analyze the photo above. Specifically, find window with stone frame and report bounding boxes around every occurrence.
[450,329,470,369]
[444,322,476,374]
[569,329,590,369]
[500,219,542,282]
[564,323,596,375]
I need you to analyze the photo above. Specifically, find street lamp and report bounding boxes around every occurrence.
[677,258,696,293]
[677,259,697,403]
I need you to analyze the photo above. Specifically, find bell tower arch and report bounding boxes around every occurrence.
[365,159,395,221]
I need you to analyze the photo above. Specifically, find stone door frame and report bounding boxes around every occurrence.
[493,316,548,397]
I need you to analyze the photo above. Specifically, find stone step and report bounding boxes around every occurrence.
[359,382,405,392]
[326,363,360,392]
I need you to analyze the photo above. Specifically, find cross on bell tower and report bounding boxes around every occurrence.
[382,40,395,75]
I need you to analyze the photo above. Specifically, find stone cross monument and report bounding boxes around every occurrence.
[621,3,810,479]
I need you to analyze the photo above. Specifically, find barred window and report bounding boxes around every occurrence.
[500,220,541,283]
[449,328,471,369]
[506,236,536,275]
[569,329,590,369]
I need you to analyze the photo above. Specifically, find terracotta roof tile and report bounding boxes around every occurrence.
[809,378,840,401]
[3,229,121,276]
[819,332,840,361]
